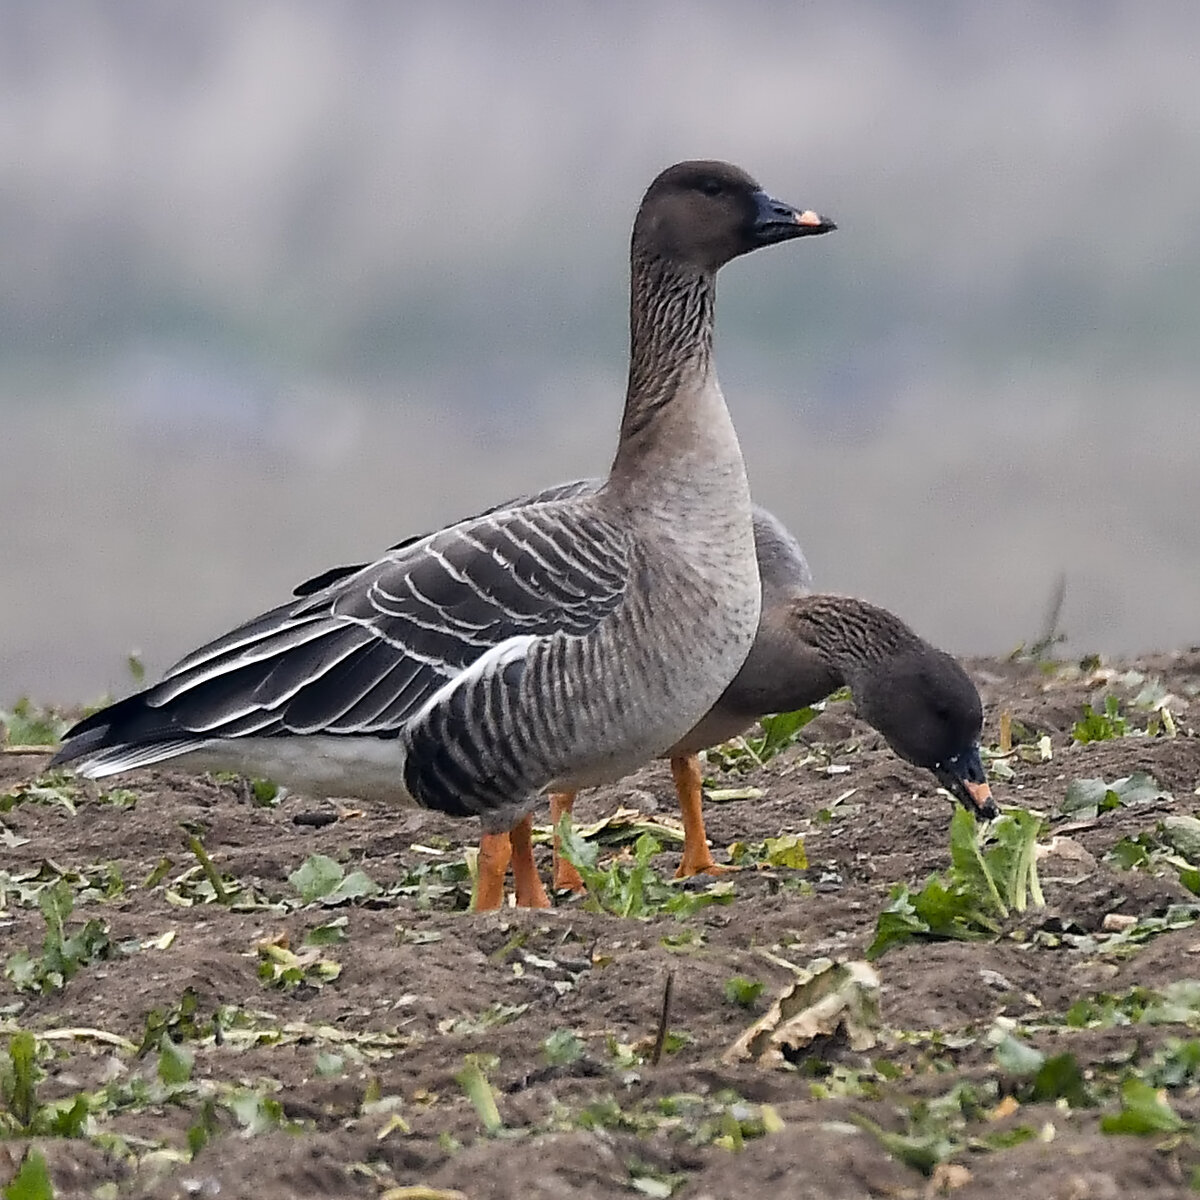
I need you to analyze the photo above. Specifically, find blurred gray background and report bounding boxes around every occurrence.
[2,1,1198,705]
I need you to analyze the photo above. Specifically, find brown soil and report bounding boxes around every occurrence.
[3,650,1200,1199]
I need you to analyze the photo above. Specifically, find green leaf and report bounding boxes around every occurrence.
[4,950,34,991]
[994,1034,1044,1076]
[1030,1053,1090,1106]
[44,1094,89,1137]
[1072,696,1128,743]
[723,975,765,1008]
[137,987,203,1054]
[288,854,345,903]
[1061,778,1112,817]
[556,814,601,878]
[949,806,1007,918]
[1142,980,1200,1024]
[976,1124,1037,1151]
[440,1002,529,1035]
[143,857,174,888]
[542,1029,584,1066]
[1,698,68,748]
[248,778,280,805]
[304,917,349,946]
[39,878,73,940]
[557,814,733,920]
[186,1099,219,1158]
[663,880,735,918]
[1112,772,1173,806]
[856,1115,950,1177]
[762,834,807,870]
[1107,836,1152,870]
[1100,1077,1186,1135]
[1149,1039,1200,1088]
[755,707,820,762]
[158,1035,195,1086]
[1161,815,1200,863]
[620,833,661,918]
[982,809,1044,912]
[326,869,380,903]
[2,1148,55,1200]
[868,876,991,958]
[1062,772,1171,817]
[913,877,996,939]
[4,880,115,994]
[4,1030,39,1128]
[98,787,138,810]
[314,1052,345,1077]
[866,887,929,959]
[227,1090,286,1136]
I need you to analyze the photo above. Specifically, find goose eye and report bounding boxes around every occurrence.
[699,179,723,197]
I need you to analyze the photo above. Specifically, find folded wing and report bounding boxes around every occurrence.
[53,498,631,769]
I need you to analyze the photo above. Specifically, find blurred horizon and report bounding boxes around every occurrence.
[2,1,1198,704]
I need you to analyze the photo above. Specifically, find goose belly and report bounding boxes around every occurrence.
[163,736,416,805]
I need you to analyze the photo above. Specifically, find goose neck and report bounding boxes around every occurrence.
[786,595,920,682]
[615,251,716,451]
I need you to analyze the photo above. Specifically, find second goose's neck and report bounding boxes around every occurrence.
[724,595,924,720]
[788,595,922,681]
[611,251,717,476]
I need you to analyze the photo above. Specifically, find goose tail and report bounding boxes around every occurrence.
[49,691,209,778]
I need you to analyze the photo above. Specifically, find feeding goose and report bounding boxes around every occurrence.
[293,490,994,909]
[50,162,837,906]
[527,589,993,906]
[538,508,995,907]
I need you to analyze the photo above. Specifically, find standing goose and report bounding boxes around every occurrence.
[291,493,995,909]
[50,162,837,901]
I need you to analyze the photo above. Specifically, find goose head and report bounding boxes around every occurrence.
[852,647,998,819]
[633,160,836,273]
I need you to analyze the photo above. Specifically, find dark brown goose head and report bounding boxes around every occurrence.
[633,160,836,274]
[854,648,1003,825]
[852,647,997,819]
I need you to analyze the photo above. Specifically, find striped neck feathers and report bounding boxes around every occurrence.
[785,594,924,682]
[617,249,716,447]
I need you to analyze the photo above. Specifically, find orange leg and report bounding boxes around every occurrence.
[550,791,586,893]
[672,754,727,878]
[510,812,551,909]
[473,831,513,912]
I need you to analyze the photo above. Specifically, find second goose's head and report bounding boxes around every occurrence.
[634,161,836,274]
[852,647,998,820]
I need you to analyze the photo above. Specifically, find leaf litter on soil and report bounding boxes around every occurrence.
[2,655,1200,1196]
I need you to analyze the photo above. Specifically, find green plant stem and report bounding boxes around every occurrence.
[454,1056,502,1134]
[186,835,230,905]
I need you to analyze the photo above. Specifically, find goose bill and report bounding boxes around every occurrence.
[750,190,837,244]
[934,745,998,820]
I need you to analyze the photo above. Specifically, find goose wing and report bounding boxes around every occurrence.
[291,478,601,598]
[55,498,631,758]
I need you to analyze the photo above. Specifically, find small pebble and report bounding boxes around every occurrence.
[979,968,1015,991]
[1102,912,1137,932]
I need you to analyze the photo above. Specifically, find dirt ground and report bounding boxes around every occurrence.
[3,649,1200,1199]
